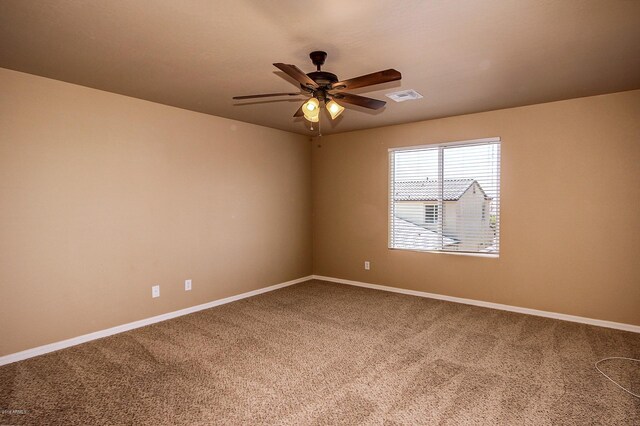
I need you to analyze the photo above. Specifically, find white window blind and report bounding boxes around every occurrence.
[389,138,501,255]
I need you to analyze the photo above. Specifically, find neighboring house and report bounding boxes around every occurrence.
[393,179,494,251]
[392,216,457,250]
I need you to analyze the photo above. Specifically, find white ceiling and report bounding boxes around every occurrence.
[1,0,639,135]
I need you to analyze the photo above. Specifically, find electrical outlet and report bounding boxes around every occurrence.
[185,279,192,291]
[152,285,160,298]
[364,261,370,270]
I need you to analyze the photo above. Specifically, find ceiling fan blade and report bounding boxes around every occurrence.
[293,102,305,117]
[273,63,319,89]
[233,92,303,100]
[332,93,386,110]
[331,69,401,91]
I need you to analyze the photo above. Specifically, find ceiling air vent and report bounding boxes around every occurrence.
[385,89,423,103]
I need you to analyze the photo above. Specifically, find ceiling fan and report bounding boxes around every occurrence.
[232,51,401,125]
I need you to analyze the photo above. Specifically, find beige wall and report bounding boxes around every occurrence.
[0,68,311,356]
[312,90,640,326]
[2,67,638,358]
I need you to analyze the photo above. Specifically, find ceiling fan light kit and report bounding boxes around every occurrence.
[233,51,401,130]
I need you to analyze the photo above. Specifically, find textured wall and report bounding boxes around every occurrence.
[0,68,312,356]
[312,90,640,326]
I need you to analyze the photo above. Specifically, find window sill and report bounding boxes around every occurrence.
[388,247,499,258]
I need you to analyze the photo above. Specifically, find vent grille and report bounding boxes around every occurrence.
[385,89,423,103]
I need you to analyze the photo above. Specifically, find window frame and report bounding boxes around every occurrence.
[388,137,501,257]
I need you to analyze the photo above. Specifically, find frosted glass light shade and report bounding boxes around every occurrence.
[304,97,319,112]
[326,100,345,119]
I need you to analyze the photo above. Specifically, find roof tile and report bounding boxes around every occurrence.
[394,179,477,201]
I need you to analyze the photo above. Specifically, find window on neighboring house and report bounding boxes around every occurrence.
[389,138,501,255]
[425,205,439,224]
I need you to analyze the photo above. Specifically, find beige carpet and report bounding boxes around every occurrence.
[1,279,639,425]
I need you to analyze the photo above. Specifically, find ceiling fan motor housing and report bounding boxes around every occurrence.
[306,71,338,86]
[304,51,340,99]
[303,72,339,102]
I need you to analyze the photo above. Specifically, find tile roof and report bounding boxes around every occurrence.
[393,179,480,201]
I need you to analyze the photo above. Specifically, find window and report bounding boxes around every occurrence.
[424,205,439,224]
[389,138,501,255]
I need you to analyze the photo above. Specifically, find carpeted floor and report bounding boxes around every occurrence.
[1,279,639,425]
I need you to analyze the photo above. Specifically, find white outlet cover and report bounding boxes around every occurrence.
[185,279,192,291]
[364,261,370,270]
[152,285,160,298]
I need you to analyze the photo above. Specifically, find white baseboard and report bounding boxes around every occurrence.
[4,274,636,366]
[0,275,313,366]
[312,275,640,334]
